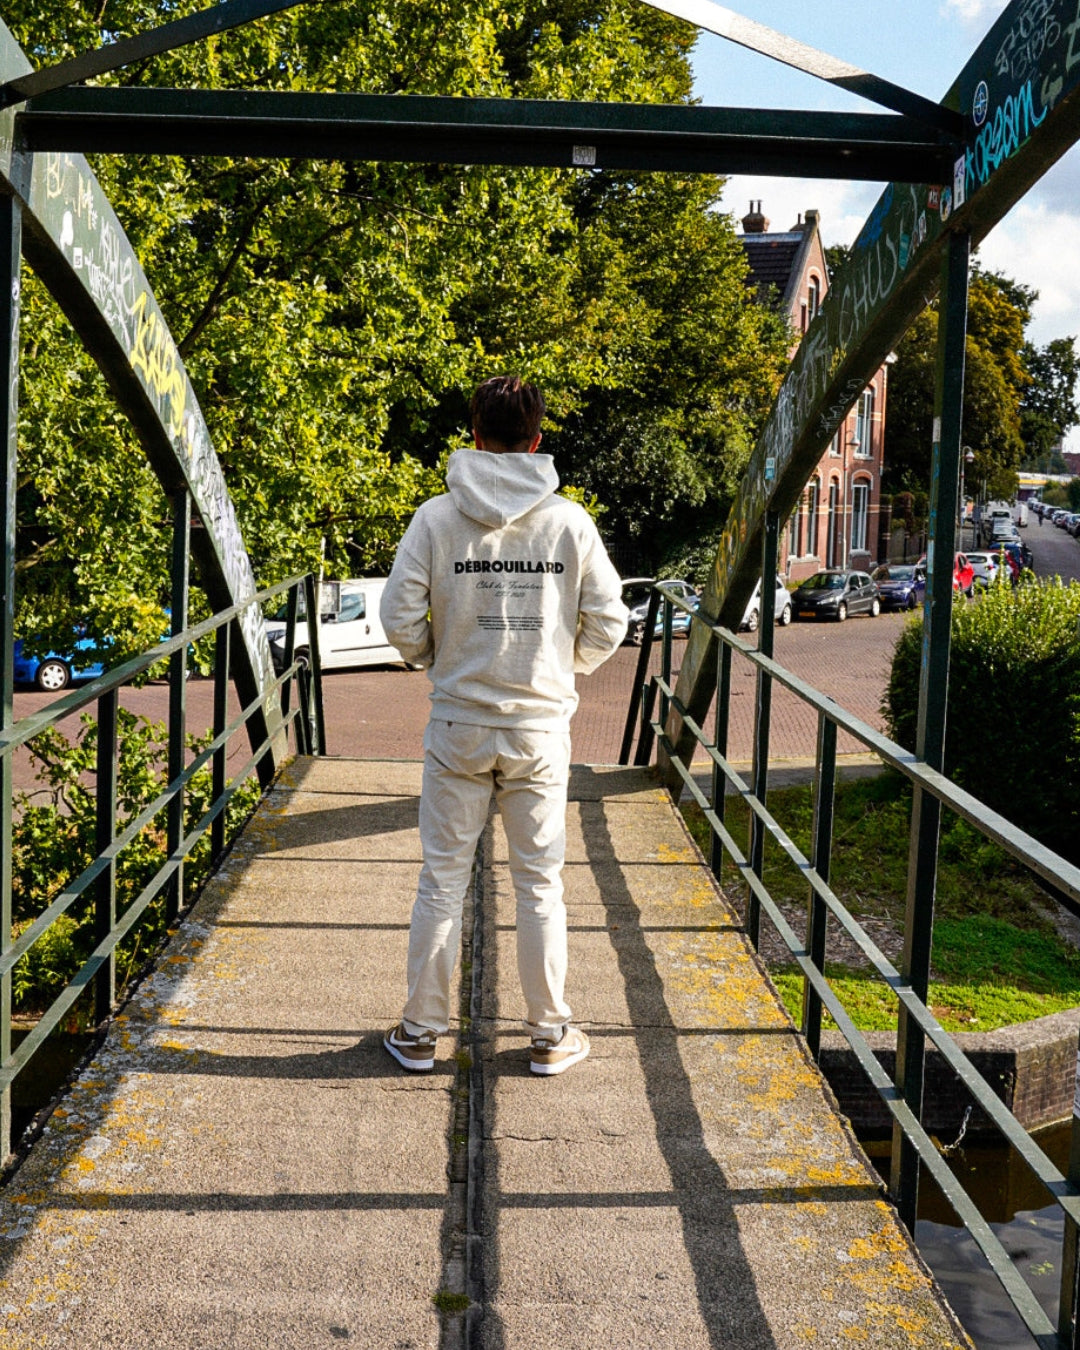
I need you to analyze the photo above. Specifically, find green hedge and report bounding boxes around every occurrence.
[884,578,1080,862]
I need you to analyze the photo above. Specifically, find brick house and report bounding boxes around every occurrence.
[739,203,890,581]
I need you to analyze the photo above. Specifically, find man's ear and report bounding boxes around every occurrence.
[529,432,542,454]
[473,429,484,449]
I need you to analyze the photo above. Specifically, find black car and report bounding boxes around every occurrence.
[792,569,881,622]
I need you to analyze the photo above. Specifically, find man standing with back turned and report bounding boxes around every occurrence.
[380,376,628,1076]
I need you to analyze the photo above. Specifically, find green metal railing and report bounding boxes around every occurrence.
[622,581,1080,1350]
[0,571,324,1153]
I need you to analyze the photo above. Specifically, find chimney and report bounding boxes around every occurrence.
[802,208,820,230]
[741,199,769,233]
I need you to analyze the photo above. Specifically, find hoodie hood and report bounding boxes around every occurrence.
[446,447,559,530]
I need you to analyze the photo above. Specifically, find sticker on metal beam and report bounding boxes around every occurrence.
[572,145,597,166]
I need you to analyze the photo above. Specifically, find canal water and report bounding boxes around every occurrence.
[864,1121,1071,1349]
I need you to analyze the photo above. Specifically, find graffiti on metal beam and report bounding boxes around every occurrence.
[28,146,280,720]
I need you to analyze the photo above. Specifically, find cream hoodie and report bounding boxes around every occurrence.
[380,448,628,729]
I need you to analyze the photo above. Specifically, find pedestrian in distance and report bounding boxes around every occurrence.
[380,375,629,1077]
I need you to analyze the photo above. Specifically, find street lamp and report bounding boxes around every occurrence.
[960,446,975,548]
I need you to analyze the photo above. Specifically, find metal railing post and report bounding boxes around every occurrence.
[633,679,658,767]
[167,489,190,922]
[747,510,779,949]
[211,621,231,863]
[803,713,837,1060]
[1059,1023,1080,1345]
[710,638,732,880]
[891,229,970,1233]
[94,688,118,1023]
[280,582,298,729]
[295,662,313,755]
[619,589,660,764]
[658,596,673,731]
[302,574,326,754]
[0,184,22,1157]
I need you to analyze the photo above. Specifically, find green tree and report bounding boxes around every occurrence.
[1020,337,1080,468]
[6,0,786,640]
[883,267,1048,500]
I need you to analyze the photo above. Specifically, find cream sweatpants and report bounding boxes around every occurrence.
[401,718,573,1039]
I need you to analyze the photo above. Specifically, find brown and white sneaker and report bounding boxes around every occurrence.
[384,1022,437,1071]
[530,1025,590,1076]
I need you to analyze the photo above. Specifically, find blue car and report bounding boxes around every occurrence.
[871,563,926,612]
[13,633,111,691]
[652,594,700,639]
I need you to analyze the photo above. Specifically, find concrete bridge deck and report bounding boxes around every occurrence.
[0,757,969,1348]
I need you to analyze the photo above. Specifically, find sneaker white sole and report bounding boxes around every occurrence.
[530,1040,590,1076]
[383,1035,435,1071]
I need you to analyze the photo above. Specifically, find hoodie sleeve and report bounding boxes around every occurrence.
[380,519,435,668]
[574,525,629,674]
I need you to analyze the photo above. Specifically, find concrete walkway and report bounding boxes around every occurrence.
[0,758,970,1348]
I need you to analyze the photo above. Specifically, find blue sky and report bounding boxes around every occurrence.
[689,0,1080,449]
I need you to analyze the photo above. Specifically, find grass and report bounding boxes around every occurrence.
[681,772,1080,1034]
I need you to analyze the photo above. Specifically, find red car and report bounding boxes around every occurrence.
[916,553,974,596]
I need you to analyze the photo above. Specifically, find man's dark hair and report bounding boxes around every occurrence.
[470,376,545,452]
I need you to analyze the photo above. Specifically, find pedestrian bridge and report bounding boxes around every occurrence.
[0,755,968,1348]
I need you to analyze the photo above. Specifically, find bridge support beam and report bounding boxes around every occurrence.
[890,228,970,1233]
[0,177,23,1157]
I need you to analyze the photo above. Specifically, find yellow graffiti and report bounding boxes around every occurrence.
[45,153,63,200]
[128,291,187,442]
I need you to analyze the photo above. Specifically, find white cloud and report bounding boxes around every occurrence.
[942,0,1009,28]
[977,199,1080,344]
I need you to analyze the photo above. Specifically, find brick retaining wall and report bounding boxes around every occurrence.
[820,1008,1080,1139]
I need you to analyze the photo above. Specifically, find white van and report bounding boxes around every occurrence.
[265,578,413,672]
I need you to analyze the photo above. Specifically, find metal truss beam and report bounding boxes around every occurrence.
[19,88,957,181]
[641,0,962,135]
[0,0,307,108]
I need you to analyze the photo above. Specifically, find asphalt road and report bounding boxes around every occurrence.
[12,516,1076,792]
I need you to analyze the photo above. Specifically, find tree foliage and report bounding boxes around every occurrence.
[883,266,1077,502]
[5,0,789,655]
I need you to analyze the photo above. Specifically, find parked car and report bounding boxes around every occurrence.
[870,563,926,611]
[13,632,110,691]
[915,552,974,595]
[992,538,1033,572]
[981,504,1013,543]
[652,593,700,640]
[740,575,793,631]
[1053,509,1071,527]
[265,578,411,672]
[966,550,1003,589]
[792,569,880,622]
[622,577,697,645]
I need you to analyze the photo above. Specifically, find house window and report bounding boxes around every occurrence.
[807,480,819,557]
[855,389,874,457]
[800,300,808,333]
[788,505,802,556]
[808,275,821,320]
[829,433,840,456]
[827,482,840,566]
[851,480,870,552]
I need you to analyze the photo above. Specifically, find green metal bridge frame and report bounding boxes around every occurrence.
[2,0,1080,1341]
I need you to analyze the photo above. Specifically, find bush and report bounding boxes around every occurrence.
[12,711,263,1016]
[884,577,1080,862]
